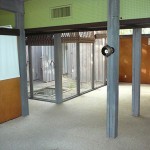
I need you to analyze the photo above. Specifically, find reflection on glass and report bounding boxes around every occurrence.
[62,43,77,99]
[80,43,92,93]
[94,38,106,88]
[27,46,56,102]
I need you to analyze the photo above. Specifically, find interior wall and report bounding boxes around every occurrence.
[24,0,150,28]
[0,10,15,27]
[120,0,150,20]
[0,35,21,123]
[0,0,150,28]
[0,78,21,123]
[24,0,107,29]
[119,36,150,84]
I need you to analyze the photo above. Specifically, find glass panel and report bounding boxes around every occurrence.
[80,43,92,93]
[142,28,150,34]
[30,46,56,102]
[94,38,106,88]
[62,43,77,99]
[120,29,133,35]
[120,28,150,35]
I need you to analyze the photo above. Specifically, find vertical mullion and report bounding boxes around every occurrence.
[92,43,95,89]
[76,42,80,95]
[28,45,34,99]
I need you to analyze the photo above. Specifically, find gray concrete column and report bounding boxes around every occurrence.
[54,34,63,104]
[15,12,29,116]
[107,0,120,138]
[132,28,142,117]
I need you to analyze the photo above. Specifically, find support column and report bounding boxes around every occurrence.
[28,45,34,99]
[76,42,80,95]
[92,43,95,89]
[132,28,142,117]
[15,12,29,116]
[107,0,120,138]
[54,34,63,104]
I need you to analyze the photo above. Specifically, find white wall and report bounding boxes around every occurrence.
[0,35,20,80]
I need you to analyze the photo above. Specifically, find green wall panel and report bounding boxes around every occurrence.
[24,0,107,28]
[24,0,150,28]
[0,0,150,29]
[0,10,15,27]
[120,0,150,20]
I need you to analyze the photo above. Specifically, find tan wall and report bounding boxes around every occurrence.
[119,36,150,84]
[0,78,21,123]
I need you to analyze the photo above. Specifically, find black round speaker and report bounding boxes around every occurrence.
[101,45,115,57]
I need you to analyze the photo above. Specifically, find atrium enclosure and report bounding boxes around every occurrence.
[26,31,106,102]
[0,0,150,144]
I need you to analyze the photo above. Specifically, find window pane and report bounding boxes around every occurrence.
[80,43,92,93]
[62,43,77,99]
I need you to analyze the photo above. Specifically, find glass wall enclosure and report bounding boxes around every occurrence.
[33,46,55,101]
[26,31,107,103]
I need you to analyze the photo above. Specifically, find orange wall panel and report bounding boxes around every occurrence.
[0,78,21,123]
[141,37,150,83]
[119,37,132,82]
[119,36,150,84]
